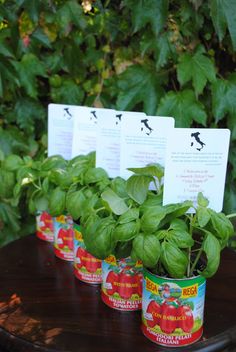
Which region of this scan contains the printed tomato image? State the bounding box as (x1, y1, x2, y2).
(85, 251, 101, 273)
(135, 272, 143, 297)
(159, 302, 178, 334)
(40, 212, 53, 231)
(105, 271, 120, 295)
(66, 228, 74, 251)
(146, 300, 162, 328)
(118, 271, 136, 299)
(57, 228, 67, 249)
(76, 247, 87, 269)
(177, 304, 194, 333)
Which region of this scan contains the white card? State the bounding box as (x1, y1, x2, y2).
(95, 109, 120, 178)
(163, 128, 231, 212)
(120, 114, 175, 179)
(48, 103, 76, 159)
(71, 107, 107, 158)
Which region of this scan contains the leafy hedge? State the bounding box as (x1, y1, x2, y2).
(0, 0, 236, 245)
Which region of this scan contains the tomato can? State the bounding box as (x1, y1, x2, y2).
(53, 214, 74, 261)
(141, 268, 206, 347)
(73, 223, 102, 284)
(101, 256, 143, 311)
(36, 211, 54, 242)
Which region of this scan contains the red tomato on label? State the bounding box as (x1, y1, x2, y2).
(135, 272, 143, 297)
(106, 271, 119, 295)
(57, 228, 67, 249)
(146, 300, 162, 328)
(177, 305, 194, 332)
(85, 251, 101, 273)
(66, 228, 74, 251)
(160, 302, 178, 334)
(118, 272, 134, 299)
(40, 212, 53, 231)
(76, 247, 87, 268)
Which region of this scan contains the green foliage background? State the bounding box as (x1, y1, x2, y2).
(0, 0, 236, 246)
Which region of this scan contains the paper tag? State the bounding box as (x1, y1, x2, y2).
(95, 109, 119, 178)
(120, 114, 175, 179)
(48, 103, 76, 159)
(71, 107, 107, 158)
(163, 128, 231, 212)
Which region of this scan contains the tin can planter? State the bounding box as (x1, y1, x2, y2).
(36, 211, 54, 242)
(141, 268, 206, 347)
(101, 256, 143, 311)
(53, 214, 74, 261)
(73, 223, 102, 284)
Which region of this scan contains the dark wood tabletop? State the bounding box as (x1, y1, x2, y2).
(0, 234, 235, 352)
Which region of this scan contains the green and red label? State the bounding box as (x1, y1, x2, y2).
(36, 211, 54, 242)
(73, 223, 102, 284)
(53, 215, 74, 261)
(142, 268, 206, 347)
(101, 256, 143, 311)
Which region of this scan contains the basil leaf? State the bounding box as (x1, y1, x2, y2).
(34, 193, 49, 212)
(113, 241, 133, 259)
(118, 208, 139, 224)
(66, 189, 86, 220)
(159, 200, 192, 227)
(197, 192, 209, 207)
(110, 177, 128, 198)
(101, 187, 128, 215)
(84, 167, 109, 184)
(197, 206, 211, 227)
(169, 230, 194, 248)
(128, 164, 164, 181)
(113, 220, 140, 242)
(41, 155, 67, 171)
(201, 232, 221, 278)
(131, 233, 161, 268)
(48, 187, 66, 216)
(126, 174, 154, 204)
(140, 193, 163, 214)
(209, 209, 234, 246)
(160, 241, 188, 278)
(0, 170, 15, 198)
(3, 154, 23, 171)
(141, 206, 167, 233)
(83, 217, 116, 259)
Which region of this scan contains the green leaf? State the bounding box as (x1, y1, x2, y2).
(157, 90, 207, 127)
(118, 208, 139, 224)
(113, 241, 133, 260)
(0, 169, 15, 198)
(110, 177, 128, 198)
(41, 155, 67, 171)
(2, 154, 23, 171)
(0, 202, 20, 233)
(212, 77, 236, 123)
(101, 188, 129, 215)
(131, 233, 161, 268)
(201, 231, 221, 278)
(83, 216, 116, 259)
(12, 53, 47, 98)
(116, 65, 164, 114)
(124, 0, 169, 35)
(126, 174, 154, 204)
(177, 52, 216, 95)
(128, 164, 164, 182)
(113, 220, 140, 242)
(210, 0, 236, 50)
(197, 207, 211, 227)
(66, 190, 86, 220)
(209, 209, 234, 246)
(141, 206, 167, 233)
(48, 187, 66, 216)
(168, 219, 194, 248)
(51, 78, 84, 105)
(160, 241, 188, 278)
(197, 192, 209, 207)
(84, 167, 109, 184)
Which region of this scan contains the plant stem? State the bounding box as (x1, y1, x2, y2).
(227, 213, 236, 219)
(95, 207, 106, 214)
(189, 247, 203, 277)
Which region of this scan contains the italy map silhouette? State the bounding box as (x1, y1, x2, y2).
(191, 132, 206, 151)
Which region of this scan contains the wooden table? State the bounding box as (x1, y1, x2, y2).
(0, 235, 235, 352)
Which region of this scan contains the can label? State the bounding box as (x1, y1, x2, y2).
(101, 256, 143, 311)
(53, 215, 74, 261)
(73, 223, 102, 284)
(142, 268, 206, 347)
(36, 211, 54, 242)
